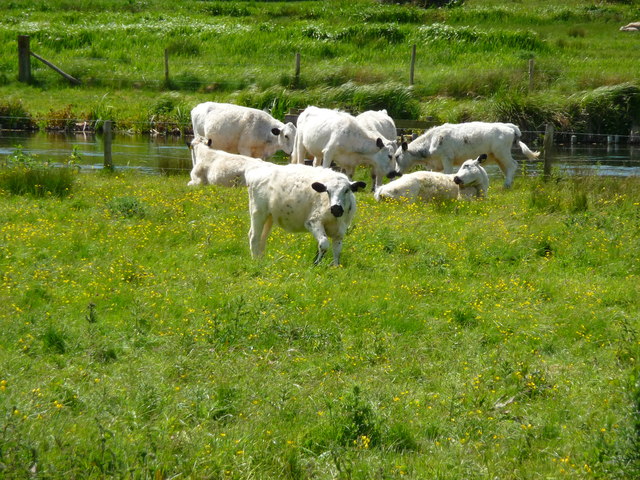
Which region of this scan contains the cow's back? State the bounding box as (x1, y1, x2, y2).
(247, 164, 318, 232)
(355, 110, 396, 141)
(376, 171, 457, 202)
(297, 107, 345, 153)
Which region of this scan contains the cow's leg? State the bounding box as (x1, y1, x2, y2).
(292, 136, 306, 164)
(492, 151, 518, 188)
(441, 157, 454, 174)
(321, 145, 337, 169)
(306, 221, 330, 265)
(331, 236, 343, 266)
(249, 208, 271, 258)
(342, 165, 355, 179)
(259, 216, 273, 254)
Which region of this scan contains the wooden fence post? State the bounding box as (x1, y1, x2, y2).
(528, 59, 534, 92)
(18, 35, 31, 83)
(104, 120, 113, 170)
(410, 44, 416, 85)
(543, 123, 554, 179)
(294, 52, 301, 86)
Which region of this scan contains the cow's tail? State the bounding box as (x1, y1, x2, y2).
(518, 141, 540, 160)
(511, 124, 540, 160)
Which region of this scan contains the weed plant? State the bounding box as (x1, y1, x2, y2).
(0, 169, 639, 478)
(0, 146, 78, 197)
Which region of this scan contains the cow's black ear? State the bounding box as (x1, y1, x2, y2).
(376, 138, 384, 149)
(207, 138, 212, 147)
(312, 182, 327, 193)
(350, 181, 367, 192)
(271, 127, 281, 136)
(401, 141, 408, 151)
(477, 153, 488, 163)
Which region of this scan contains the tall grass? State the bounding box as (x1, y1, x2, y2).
(0, 146, 78, 197)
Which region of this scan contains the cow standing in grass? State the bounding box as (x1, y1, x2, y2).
(245, 163, 366, 265)
(395, 122, 539, 187)
(190, 102, 296, 164)
(291, 106, 400, 187)
(375, 154, 490, 203)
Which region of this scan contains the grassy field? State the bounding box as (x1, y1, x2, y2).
(1, 166, 639, 478)
(0, 0, 639, 134)
(1, 1, 640, 478)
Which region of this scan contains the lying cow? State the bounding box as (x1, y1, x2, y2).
(187, 137, 266, 187)
(291, 106, 399, 188)
(190, 102, 296, 163)
(620, 22, 640, 31)
(375, 154, 489, 203)
(245, 163, 366, 265)
(395, 122, 539, 187)
(355, 109, 399, 188)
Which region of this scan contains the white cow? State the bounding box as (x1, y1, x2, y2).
(245, 163, 366, 265)
(620, 22, 640, 31)
(395, 122, 539, 187)
(355, 109, 399, 188)
(187, 137, 266, 187)
(291, 106, 399, 188)
(375, 154, 489, 202)
(190, 102, 296, 163)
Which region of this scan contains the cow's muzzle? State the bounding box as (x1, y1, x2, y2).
(453, 176, 463, 185)
(331, 205, 344, 217)
(387, 170, 402, 179)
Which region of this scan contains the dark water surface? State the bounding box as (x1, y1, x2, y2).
(1, 131, 639, 178)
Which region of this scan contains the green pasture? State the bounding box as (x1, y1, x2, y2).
(1, 1, 640, 478)
(0, 0, 639, 132)
(1, 165, 639, 478)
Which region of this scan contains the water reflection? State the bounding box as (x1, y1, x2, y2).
(1, 131, 639, 178)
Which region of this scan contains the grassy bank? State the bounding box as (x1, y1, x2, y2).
(1, 169, 639, 478)
(0, 0, 639, 134)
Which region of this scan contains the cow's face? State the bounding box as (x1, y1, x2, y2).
(394, 141, 416, 173)
(312, 179, 366, 217)
(272, 122, 297, 155)
(453, 154, 489, 192)
(373, 138, 400, 179)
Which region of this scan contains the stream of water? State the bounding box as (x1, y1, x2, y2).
(1, 131, 639, 178)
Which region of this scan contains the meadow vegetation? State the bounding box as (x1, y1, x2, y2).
(1, 167, 639, 478)
(2, 0, 640, 478)
(0, 0, 639, 135)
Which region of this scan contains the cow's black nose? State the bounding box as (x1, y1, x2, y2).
(453, 176, 463, 185)
(331, 205, 344, 217)
(387, 170, 402, 179)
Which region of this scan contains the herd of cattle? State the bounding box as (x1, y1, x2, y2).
(188, 102, 539, 265)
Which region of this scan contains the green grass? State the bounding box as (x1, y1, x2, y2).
(0, 0, 639, 133)
(1, 169, 639, 478)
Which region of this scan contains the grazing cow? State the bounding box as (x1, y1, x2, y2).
(190, 102, 296, 163)
(245, 163, 366, 265)
(355, 109, 399, 188)
(187, 137, 266, 187)
(291, 106, 399, 188)
(395, 122, 539, 187)
(375, 154, 489, 202)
